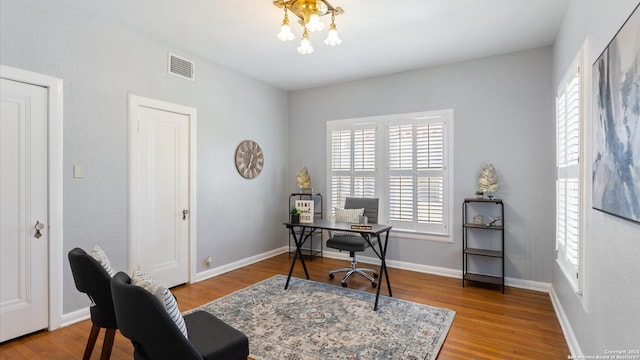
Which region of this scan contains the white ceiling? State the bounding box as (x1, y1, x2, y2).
(55, 0, 568, 91)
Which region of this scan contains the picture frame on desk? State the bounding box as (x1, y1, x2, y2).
(295, 200, 314, 223)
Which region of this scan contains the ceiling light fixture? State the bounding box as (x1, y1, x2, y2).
(274, 0, 343, 55)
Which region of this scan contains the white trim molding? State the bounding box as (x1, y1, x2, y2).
(323, 249, 552, 293)
(550, 287, 582, 358)
(195, 247, 289, 282)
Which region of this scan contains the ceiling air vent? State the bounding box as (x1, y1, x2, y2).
(168, 53, 194, 81)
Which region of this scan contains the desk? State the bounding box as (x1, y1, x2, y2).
(283, 219, 392, 311)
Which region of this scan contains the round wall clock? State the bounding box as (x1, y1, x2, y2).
(234, 140, 264, 179)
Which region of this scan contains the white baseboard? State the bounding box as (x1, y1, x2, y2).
(59, 306, 90, 328)
(549, 287, 581, 357)
(322, 250, 551, 292)
(194, 246, 289, 282)
(505, 277, 551, 293)
(323, 251, 463, 279)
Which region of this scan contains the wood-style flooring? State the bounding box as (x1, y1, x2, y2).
(0, 253, 570, 359)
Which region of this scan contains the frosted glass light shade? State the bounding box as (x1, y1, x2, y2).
(324, 28, 341, 46)
(277, 24, 295, 41)
(305, 14, 324, 32)
(297, 37, 314, 55)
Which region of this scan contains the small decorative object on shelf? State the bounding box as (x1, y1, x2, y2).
(295, 199, 314, 223)
(485, 216, 501, 227)
(296, 167, 312, 193)
(290, 207, 301, 223)
(472, 215, 484, 225)
(475, 190, 484, 199)
(479, 164, 499, 199)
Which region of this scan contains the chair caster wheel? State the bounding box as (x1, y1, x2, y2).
(341, 282, 348, 288)
(329, 273, 334, 280)
(373, 273, 379, 279)
(372, 282, 377, 288)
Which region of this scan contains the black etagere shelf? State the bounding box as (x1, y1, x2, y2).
(462, 198, 505, 292)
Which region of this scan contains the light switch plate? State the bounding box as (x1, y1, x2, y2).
(73, 165, 84, 178)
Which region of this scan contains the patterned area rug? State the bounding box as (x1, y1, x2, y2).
(191, 275, 455, 360)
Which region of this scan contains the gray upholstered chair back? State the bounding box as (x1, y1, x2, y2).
(344, 197, 379, 224)
(68, 247, 118, 329)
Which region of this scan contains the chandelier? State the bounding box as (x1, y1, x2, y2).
(273, 0, 343, 55)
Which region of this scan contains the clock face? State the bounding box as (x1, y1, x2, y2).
(235, 140, 264, 179)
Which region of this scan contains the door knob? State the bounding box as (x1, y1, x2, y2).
(34, 221, 45, 239)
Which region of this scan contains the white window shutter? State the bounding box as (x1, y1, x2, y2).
(329, 126, 376, 213)
(388, 117, 448, 233)
(556, 52, 583, 289)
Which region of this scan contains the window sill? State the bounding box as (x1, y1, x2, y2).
(390, 229, 453, 243)
(556, 258, 581, 295)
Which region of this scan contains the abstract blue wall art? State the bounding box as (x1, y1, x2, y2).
(592, 3, 640, 224)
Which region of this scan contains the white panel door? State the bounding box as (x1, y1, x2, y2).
(0, 78, 48, 342)
(130, 97, 191, 288)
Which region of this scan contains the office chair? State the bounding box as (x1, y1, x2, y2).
(110, 271, 249, 360)
(68, 247, 118, 360)
(327, 197, 379, 288)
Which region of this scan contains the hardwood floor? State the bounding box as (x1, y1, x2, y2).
(0, 253, 570, 359)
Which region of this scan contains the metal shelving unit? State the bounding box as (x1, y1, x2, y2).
(462, 198, 505, 292)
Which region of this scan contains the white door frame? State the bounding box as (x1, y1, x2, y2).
(128, 94, 197, 283)
(0, 65, 64, 330)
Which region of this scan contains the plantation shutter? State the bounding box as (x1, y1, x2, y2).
(388, 117, 447, 234)
(329, 126, 376, 212)
(556, 61, 581, 285)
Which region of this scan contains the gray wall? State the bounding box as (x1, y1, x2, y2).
(288, 47, 555, 283)
(553, 0, 640, 355)
(0, 0, 289, 314)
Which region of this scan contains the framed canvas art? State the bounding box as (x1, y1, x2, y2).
(592, 3, 640, 224)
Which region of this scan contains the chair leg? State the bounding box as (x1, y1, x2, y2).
(100, 328, 116, 360)
(329, 253, 378, 286)
(83, 324, 100, 360)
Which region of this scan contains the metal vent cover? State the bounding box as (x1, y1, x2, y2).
(168, 53, 194, 80)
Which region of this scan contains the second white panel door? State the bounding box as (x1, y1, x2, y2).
(131, 97, 191, 288)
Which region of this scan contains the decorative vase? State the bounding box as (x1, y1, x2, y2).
(290, 214, 300, 223)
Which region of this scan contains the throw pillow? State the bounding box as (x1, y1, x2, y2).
(90, 245, 116, 277)
(333, 207, 364, 236)
(131, 270, 189, 339)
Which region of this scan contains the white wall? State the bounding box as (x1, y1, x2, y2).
(0, 0, 289, 314)
(553, 0, 640, 355)
(288, 47, 555, 283)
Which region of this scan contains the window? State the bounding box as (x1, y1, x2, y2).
(328, 125, 377, 211)
(327, 110, 453, 240)
(556, 41, 588, 292)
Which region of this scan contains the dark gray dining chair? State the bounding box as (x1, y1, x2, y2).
(110, 271, 249, 360)
(327, 197, 380, 288)
(68, 247, 117, 360)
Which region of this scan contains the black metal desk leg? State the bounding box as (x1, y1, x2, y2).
(285, 226, 310, 290)
(373, 230, 392, 311)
